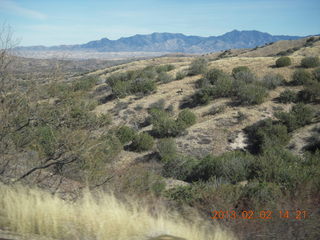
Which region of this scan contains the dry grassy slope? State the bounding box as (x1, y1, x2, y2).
(89, 39, 319, 167)
(238, 38, 309, 57)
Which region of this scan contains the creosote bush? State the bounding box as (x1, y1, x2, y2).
(116, 126, 137, 144)
(233, 70, 257, 85)
(245, 118, 290, 153)
(175, 70, 187, 80)
(291, 69, 313, 85)
(205, 68, 228, 84)
(177, 109, 197, 128)
(275, 103, 314, 132)
(131, 132, 154, 152)
(262, 73, 284, 89)
(313, 67, 320, 81)
(157, 138, 178, 163)
(236, 84, 268, 105)
(188, 58, 208, 76)
(278, 89, 296, 103)
(155, 64, 175, 73)
(298, 81, 320, 102)
(301, 56, 320, 68)
(275, 56, 291, 67)
(190, 151, 254, 183)
(157, 72, 172, 83)
(232, 66, 250, 78)
(73, 76, 98, 92)
(150, 108, 196, 138)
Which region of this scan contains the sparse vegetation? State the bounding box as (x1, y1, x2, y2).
(72, 75, 98, 91)
(2, 33, 320, 240)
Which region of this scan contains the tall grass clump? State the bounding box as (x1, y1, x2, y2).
(0, 184, 235, 240)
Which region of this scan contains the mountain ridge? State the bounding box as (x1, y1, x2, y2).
(16, 30, 304, 53)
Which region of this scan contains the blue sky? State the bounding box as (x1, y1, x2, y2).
(0, 0, 319, 46)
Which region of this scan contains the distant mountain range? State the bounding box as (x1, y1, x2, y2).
(17, 30, 303, 53)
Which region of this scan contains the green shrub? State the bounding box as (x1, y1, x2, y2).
(298, 81, 320, 102)
(157, 72, 172, 83)
(313, 67, 320, 81)
(177, 109, 196, 127)
(211, 75, 234, 98)
(262, 73, 284, 89)
(291, 103, 314, 126)
(205, 68, 228, 85)
(233, 70, 256, 84)
(274, 112, 298, 132)
(112, 80, 131, 98)
(301, 56, 320, 68)
(245, 118, 290, 153)
(275, 103, 314, 131)
(118, 163, 165, 196)
(131, 132, 154, 152)
(278, 89, 296, 103)
(195, 78, 210, 89)
(34, 126, 57, 157)
(149, 99, 166, 111)
(191, 151, 253, 183)
(149, 108, 170, 123)
(153, 118, 184, 138)
(156, 64, 175, 73)
(139, 67, 157, 79)
(165, 186, 197, 204)
(253, 147, 310, 191)
(150, 109, 191, 137)
(47, 82, 71, 98)
(116, 126, 137, 144)
(275, 56, 291, 67)
(188, 58, 208, 76)
(157, 138, 177, 163)
(175, 71, 187, 80)
(131, 79, 156, 95)
(232, 66, 250, 77)
(291, 69, 313, 85)
(240, 181, 282, 209)
(236, 84, 267, 105)
(192, 89, 212, 105)
(73, 76, 98, 92)
(163, 155, 199, 181)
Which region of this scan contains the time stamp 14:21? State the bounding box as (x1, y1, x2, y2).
(211, 210, 308, 220)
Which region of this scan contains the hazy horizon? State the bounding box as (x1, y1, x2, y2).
(1, 0, 319, 46)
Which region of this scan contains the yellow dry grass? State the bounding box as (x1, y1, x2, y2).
(0, 184, 235, 240)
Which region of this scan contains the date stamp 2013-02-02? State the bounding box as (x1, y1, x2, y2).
(210, 210, 309, 220)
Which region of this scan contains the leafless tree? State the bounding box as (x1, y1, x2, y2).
(0, 22, 20, 96)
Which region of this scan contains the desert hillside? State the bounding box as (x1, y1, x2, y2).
(1, 36, 320, 240)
